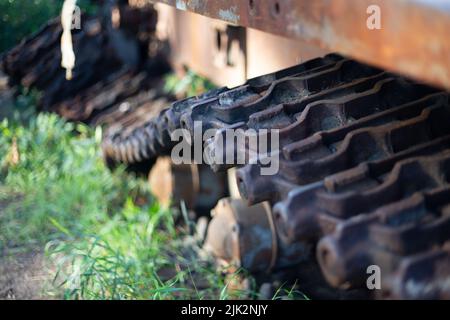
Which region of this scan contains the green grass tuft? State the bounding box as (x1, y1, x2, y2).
(0, 99, 253, 299)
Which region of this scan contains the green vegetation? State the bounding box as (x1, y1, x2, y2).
(165, 70, 217, 97)
(0, 95, 253, 299)
(0, 0, 98, 53)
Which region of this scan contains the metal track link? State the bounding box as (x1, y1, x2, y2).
(143, 54, 450, 298)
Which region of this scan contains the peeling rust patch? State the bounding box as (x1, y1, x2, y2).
(175, 0, 187, 11)
(154, 0, 450, 89)
(218, 6, 240, 25)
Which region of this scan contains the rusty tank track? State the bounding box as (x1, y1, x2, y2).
(0, 2, 230, 218)
(0, 4, 170, 123)
(4, 11, 450, 297)
(100, 54, 344, 165)
(1, 4, 171, 169)
(114, 54, 450, 299)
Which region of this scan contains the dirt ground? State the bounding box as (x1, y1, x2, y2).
(0, 249, 55, 300)
(0, 192, 56, 299)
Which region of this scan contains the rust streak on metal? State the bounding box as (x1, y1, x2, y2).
(152, 0, 450, 89)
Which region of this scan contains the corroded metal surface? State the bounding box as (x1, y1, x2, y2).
(148, 157, 228, 214)
(152, 0, 450, 89)
(146, 54, 450, 298)
(100, 93, 171, 168)
(100, 56, 332, 167)
(204, 198, 309, 274)
(1, 3, 170, 123)
(5, 6, 450, 296)
(274, 135, 450, 244)
(382, 243, 450, 299)
(317, 182, 450, 292)
(155, 5, 248, 87)
(58, 50, 450, 297)
(1, 2, 171, 170)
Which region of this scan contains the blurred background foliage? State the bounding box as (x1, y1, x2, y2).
(0, 0, 97, 53)
(164, 70, 217, 98)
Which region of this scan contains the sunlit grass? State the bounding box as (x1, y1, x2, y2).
(0, 103, 254, 299)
